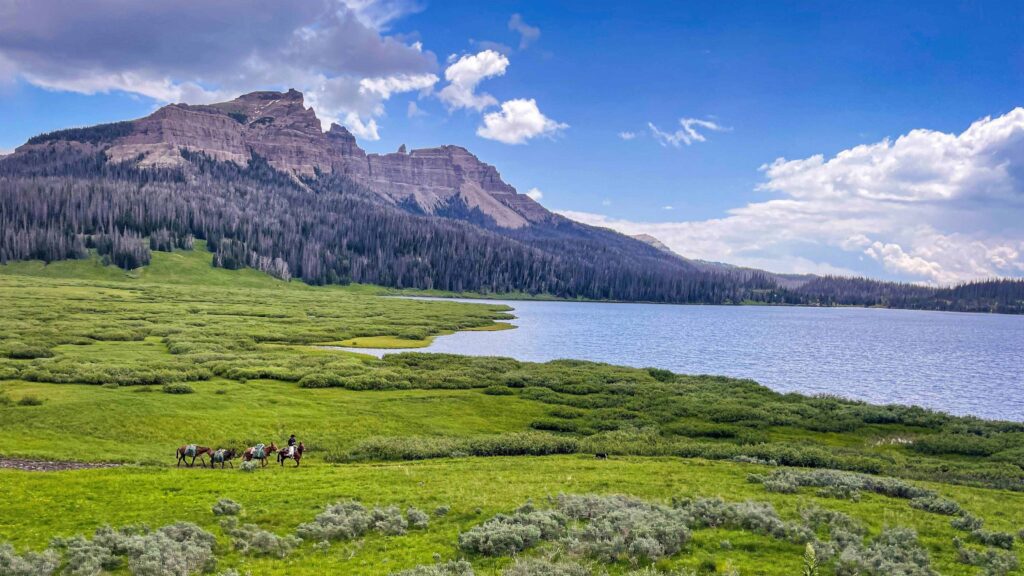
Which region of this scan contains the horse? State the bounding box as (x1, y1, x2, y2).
(277, 442, 304, 467)
(242, 442, 278, 467)
(210, 448, 238, 469)
(176, 444, 214, 468)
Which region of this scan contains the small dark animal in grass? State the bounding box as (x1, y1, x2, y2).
(595, 453, 609, 460)
(176, 444, 214, 467)
(242, 442, 278, 467)
(210, 448, 238, 469)
(278, 442, 305, 467)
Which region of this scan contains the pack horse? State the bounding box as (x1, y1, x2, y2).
(176, 444, 213, 467)
(242, 442, 278, 467)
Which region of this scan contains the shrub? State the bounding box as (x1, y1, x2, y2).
(458, 506, 567, 556)
(161, 383, 194, 394)
(0, 542, 61, 576)
(212, 499, 242, 516)
(53, 535, 114, 575)
(433, 506, 450, 517)
(482, 385, 514, 396)
(220, 518, 300, 558)
(5, 344, 54, 359)
(370, 506, 408, 536)
(501, 559, 591, 576)
(407, 507, 430, 530)
(390, 560, 475, 576)
(954, 537, 1020, 575)
(341, 432, 579, 462)
(909, 496, 961, 516)
(971, 529, 1015, 550)
(239, 460, 258, 473)
(557, 495, 691, 563)
(297, 501, 372, 542)
(85, 522, 216, 576)
(951, 513, 984, 532)
(17, 395, 43, 406)
(750, 469, 934, 502)
(834, 528, 935, 576)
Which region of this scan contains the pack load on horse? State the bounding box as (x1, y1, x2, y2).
(242, 442, 277, 467)
(278, 441, 305, 467)
(210, 448, 237, 468)
(175, 444, 213, 467)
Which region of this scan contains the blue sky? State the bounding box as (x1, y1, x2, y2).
(2, 1, 1023, 283)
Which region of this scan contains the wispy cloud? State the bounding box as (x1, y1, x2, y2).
(508, 14, 540, 49)
(526, 187, 544, 201)
(648, 118, 728, 147)
(618, 131, 637, 141)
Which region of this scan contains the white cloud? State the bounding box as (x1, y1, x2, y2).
(476, 98, 567, 144)
(407, 100, 425, 117)
(618, 131, 637, 141)
(508, 14, 540, 50)
(649, 118, 727, 147)
(560, 109, 1024, 284)
(601, 199, 612, 207)
(526, 188, 543, 201)
(0, 0, 437, 140)
(662, 205, 674, 211)
(438, 50, 508, 111)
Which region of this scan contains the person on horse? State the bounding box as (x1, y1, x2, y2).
(286, 434, 297, 457)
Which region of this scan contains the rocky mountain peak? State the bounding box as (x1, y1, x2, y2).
(14, 89, 553, 229)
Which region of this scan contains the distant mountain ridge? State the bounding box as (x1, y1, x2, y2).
(4, 89, 1023, 313)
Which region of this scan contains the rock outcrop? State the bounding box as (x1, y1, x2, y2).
(19, 89, 550, 229)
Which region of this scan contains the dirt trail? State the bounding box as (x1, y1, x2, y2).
(0, 458, 122, 472)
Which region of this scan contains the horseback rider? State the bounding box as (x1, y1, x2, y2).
(286, 434, 297, 457)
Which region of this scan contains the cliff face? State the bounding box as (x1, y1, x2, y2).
(18, 89, 549, 229)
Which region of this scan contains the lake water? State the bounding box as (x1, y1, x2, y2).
(347, 300, 1024, 421)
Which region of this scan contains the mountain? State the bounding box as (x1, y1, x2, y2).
(19, 89, 550, 230)
(3, 89, 1023, 313)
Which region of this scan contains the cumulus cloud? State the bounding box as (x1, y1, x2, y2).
(560, 109, 1024, 284)
(438, 50, 509, 111)
(476, 98, 568, 144)
(0, 0, 437, 139)
(508, 14, 540, 49)
(526, 188, 544, 201)
(649, 118, 727, 147)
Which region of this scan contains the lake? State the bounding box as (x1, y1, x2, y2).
(347, 300, 1024, 421)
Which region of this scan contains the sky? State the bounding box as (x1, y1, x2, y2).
(1, 0, 1023, 284)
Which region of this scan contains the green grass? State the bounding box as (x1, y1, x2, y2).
(1, 456, 1022, 575)
(2, 245, 1023, 574)
(0, 378, 546, 463)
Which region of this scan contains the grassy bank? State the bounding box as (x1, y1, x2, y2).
(2, 456, 1023, 575)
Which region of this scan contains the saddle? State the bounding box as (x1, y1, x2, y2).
(185, 444, 197, 458)
(212, 449, 225, 463)
(253, 443, 266, 459)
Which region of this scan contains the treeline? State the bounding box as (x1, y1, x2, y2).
(780, 276, 1024, 314)
(1, 147, 1022, 312)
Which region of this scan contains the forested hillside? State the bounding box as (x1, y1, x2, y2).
(2, 136, 1022, 312)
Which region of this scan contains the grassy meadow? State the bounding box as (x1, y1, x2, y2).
(1, 245, 1023, 575)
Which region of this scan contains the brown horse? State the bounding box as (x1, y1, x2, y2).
(277, 442, 305, 467)
(210, 448, 238, 469)
(242, 442, 278, 467)
(176, 444, 214, 467)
